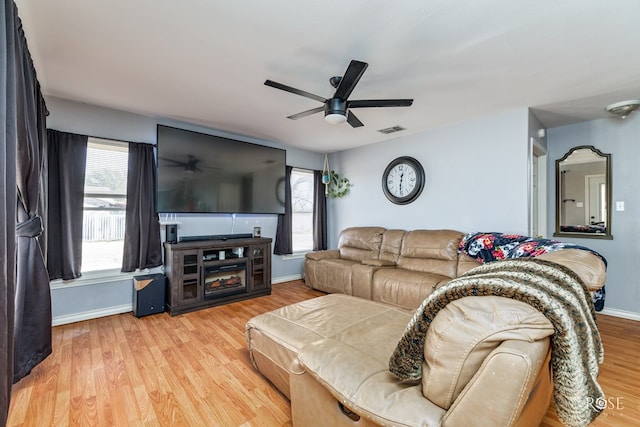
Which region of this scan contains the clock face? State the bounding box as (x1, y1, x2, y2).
(382, 157, 425, 204)
(386, 163, 418, 197)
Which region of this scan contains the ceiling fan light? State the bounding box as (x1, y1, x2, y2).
(605, 99, 640, 119)
(324, 98, 348, 124)
(324, 113, 347, 124)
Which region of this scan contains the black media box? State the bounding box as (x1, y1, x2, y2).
(133, 273, 166, 317)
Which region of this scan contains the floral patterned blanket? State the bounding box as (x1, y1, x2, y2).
(458, 232, 607, 310)
(458, 232, 607, 266)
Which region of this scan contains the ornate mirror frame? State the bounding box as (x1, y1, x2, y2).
(554, 145, 612, 239)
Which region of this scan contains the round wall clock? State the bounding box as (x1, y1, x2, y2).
(382, 156, 425, 205)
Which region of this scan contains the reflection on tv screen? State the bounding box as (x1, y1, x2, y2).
(157, 125, 286, 214)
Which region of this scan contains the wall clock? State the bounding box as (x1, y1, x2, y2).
(382, 156, 425, 205)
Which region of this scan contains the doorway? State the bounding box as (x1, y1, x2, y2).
(585, 174, 606, 225)
(529, 138, 547, 237)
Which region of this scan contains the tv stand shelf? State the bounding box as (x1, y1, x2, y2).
(163, 237, 272, 316)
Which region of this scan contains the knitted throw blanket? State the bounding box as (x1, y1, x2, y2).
(388, 258, 604, 427)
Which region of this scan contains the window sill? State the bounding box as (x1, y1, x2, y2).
(281, 251, 310, 261)
(50, 266, 163, 289)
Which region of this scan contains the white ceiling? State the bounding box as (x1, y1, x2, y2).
(14, 0, 640, 153)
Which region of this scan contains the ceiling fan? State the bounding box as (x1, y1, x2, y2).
(161, 155, 203, 173)
(264, 60, 413, 128)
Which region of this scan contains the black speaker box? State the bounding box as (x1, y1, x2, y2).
(166, 224, 178, 243)
(133, 273, 166, 317)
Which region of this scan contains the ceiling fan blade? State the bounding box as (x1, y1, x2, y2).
(287, 106, 325, 120)
(348, 99, 414, 108)
(160, 158, 188, 166)
(264, 79, 326, 103)
(346, 111, 364, 128)
(334, 60, 368, 100)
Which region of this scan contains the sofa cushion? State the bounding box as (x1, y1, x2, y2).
(379, 229, 406, 263)
(372, 268, 450, 309)
(246, 294, 411, 399)
(338, 227, 386, 261)
(397, 230, 464, 278)
(294, 298, 446, 427)
(298, 338, 447, 427)
(421, 296, 554, 409)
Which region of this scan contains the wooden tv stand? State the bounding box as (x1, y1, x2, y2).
(163, 237, 272, 316)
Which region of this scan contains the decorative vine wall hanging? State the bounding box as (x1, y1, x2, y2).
(327, 170, 351, 198)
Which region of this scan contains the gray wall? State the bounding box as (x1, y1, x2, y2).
(327, 108, 531, 247)
(547, 114, 640, 317)
(46, 96, 323, 324)
(47, 95, 639, 322)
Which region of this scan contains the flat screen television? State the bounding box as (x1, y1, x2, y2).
(156, 124, 286, 214)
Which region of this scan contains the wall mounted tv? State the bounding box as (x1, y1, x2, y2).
(156, 124, 286, 214)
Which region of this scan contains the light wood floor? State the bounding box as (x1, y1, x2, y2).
(7, 280, 640, 426)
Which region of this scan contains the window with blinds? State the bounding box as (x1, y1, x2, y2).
(291, 168, 314, 253)
(82, 137, 129, 272)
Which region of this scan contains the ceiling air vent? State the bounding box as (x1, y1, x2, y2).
(378, 125, 406, 134)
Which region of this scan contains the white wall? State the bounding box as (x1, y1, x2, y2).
(327, 108, 531, 247)
(45, 96, 324, 324)
(547, 114, 640, 318)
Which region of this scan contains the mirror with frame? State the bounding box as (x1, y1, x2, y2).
(555, 145, 612, 239)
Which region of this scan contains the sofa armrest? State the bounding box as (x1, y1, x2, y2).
(306, 250, 340, 261)
(535, 249, 606, 291)
(351, 263, 395, 300)
(442, 338, 552, 427)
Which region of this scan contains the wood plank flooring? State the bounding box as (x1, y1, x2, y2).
(541, 313, 640, 427)
(7, 280, 640, 426)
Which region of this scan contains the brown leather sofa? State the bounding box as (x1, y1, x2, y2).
(246, 227, 606, 426)
(304, 226, 605, 309)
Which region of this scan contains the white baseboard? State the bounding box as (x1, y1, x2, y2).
(599, 307, 640, 322)
(53, 304, 132, 326)
(53, 276, 303, 326)
(272, 274, 303, 284)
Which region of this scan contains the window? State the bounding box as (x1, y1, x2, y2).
(82, 137, 128, 272)
(291, 168, 314, 252)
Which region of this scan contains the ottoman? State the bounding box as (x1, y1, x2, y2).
(246, 292, 554, 427)
(245, 293, 412, 399)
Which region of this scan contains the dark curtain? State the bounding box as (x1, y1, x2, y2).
(312, 170, 327, 250)
(0, 1, 17, 421)
(45, 129, 87, 280)
(122, 142, 162, 272)
(273, 166, 293, 255)
(6, 0, 52, 389)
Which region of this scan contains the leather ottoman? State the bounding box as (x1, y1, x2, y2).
(245, 293, 411, 399)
